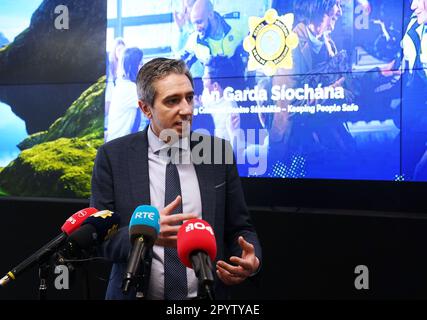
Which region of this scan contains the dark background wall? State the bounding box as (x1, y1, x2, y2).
(2, 180, 427, 300)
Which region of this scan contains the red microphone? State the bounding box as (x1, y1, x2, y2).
(177, 219, 216, 300)
(0, 207, 98, 287)
(61, 207, 99, 235)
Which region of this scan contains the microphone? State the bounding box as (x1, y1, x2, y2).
(0, 207, 98, 287)
(122, 205, 160, 295)
(59, 210, 121, 260)
(177, 219, 217, 300)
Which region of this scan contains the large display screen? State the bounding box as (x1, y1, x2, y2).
(105, 0, 427, 182)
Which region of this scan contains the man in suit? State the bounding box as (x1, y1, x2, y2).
(90, 57, 261, 300)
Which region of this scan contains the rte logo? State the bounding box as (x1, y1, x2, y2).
(135, 211, 155, 220)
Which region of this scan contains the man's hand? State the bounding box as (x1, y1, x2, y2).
(216, 236, 260, 285)
(155, 195, 198, 248)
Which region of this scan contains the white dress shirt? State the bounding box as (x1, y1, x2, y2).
(146, 125, 202, 299)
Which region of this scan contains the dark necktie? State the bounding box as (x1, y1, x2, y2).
(163, 147, 188, 300)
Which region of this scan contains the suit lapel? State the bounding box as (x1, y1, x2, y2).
(191, 133, 216, 230)
(127, 130, 215, 228)
(128, 128, 151, 207)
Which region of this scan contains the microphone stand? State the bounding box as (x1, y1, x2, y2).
(37, 246, 73, 300)
(38, 262, 49, 300)
(52, 250, 78, 298)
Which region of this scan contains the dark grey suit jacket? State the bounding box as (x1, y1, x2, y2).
(90, 127, 262, 299)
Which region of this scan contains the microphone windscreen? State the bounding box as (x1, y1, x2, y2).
(67, 224, 97, 250)
(61, 207, 98, 235)
(129, 205, 160, 245)
(81, 210, 120, 243)
(177, 219, 217, 268)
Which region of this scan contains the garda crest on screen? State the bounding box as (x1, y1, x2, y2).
(243, 9, 298, 76)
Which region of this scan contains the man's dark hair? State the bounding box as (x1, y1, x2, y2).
(136, 57, 194, 107)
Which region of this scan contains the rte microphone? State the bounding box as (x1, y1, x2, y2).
(60, 210, 121, 259)
(177, 219, 217, 300)
(0, 207, 98, 287)
(122, 205, 160, 295)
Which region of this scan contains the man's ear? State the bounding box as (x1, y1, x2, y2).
(138, 100, 152, 119)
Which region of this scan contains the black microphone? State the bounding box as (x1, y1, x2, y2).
(122, 205, 160, 295)
(58, 210, 121, 262)
(0, 207, 98, 287)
